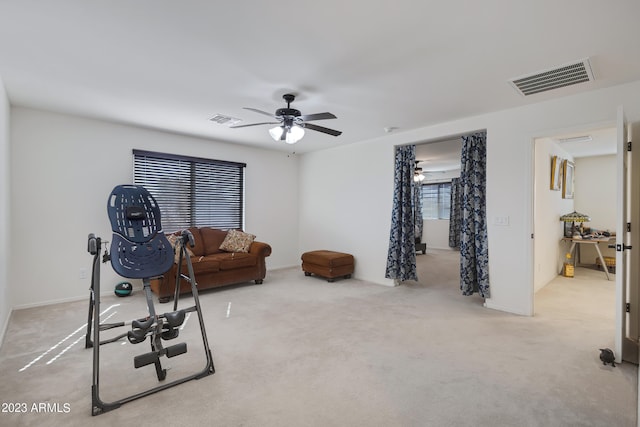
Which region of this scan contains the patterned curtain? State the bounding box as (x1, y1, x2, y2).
(459, 132, 490, 297)
(385, 145, 418, 282)
(414, 181, 424, 244)
(448, 177, 461, 248)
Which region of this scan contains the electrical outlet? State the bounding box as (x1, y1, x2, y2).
(79, 268, 88, 279)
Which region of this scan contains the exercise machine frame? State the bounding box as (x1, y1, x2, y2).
(85, 186, 214, 416)
(86, 229, 215, 415)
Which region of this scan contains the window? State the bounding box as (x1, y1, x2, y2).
(421, 182, 451, 220)
(133, 150, 246, 232)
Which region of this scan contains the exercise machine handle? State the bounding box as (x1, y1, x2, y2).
(181, 229, 195, 248)
(88, 233, 98, 255)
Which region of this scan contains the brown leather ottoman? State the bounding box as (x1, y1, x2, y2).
(301, 250, 354, 282)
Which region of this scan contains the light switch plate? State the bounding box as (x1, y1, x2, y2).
(494, 216, 510, 226)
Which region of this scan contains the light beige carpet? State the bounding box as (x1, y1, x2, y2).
(0, 250, 636, 426)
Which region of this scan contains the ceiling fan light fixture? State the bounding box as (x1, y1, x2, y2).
(269, 125, 285, 141)
(270, 124, 305, 144)
(285, 125, 305, 144)
(413, 162, 425, 182)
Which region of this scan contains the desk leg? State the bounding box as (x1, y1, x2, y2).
(569, 242, 577, 266)
(594, 244, 612, 281)
(560, 242, 578, 275)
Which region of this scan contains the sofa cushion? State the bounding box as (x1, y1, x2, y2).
(200, 227, 228, 255)
(185, 256, 220, 273)
(208, 252, 257, 270)
(219, 229, 256, 253)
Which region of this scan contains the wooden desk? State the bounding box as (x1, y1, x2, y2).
(561, 237, 612, 281)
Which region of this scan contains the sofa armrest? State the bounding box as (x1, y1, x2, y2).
(249, 241, 272, 258)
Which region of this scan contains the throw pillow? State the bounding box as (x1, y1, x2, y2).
(219, 229, 256, 253)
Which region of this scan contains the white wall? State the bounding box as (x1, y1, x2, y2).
(575, 154, 617, 231)
(10, 107, 300, 308)
(0, 77, 10, 342)
(423, 220, 451, 250)
(574, 154, 617, 263)
(298, 139, 395, 285)
(8, 81, 640, 316)
(300, 80, 640, 315)
(533, 138, 574, 291)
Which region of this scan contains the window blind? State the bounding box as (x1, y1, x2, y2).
(133, 150, 246, 232)
(421, 182, 451, 220)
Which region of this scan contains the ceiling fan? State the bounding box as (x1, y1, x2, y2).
(230, 94, 342, 144)
(414, 161, 425, 182)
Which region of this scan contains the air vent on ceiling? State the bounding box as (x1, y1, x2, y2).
(509, 58, 595, 96)
(209, 114, 241, 126)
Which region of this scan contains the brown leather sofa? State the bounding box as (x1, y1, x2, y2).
(150, 227, 272, 302)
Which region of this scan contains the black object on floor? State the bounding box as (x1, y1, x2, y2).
(599, 348, 616, 367)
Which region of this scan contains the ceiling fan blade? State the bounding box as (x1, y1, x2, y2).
(300, 112, 337, 121)
(304, 123, 342, 137)
(230, 122, 279, 128)
(243, 107, 276, 118)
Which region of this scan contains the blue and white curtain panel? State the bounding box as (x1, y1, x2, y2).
(414, 179, 424, 244)
(385, 145, 418, 282)
(449, 177, 461, 248)
(459, 132, 490, 297)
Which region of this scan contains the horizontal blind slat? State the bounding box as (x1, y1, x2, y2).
(133, 151, 244, 232)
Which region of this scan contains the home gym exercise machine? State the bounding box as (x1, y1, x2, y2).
(85, 184, 214, 416)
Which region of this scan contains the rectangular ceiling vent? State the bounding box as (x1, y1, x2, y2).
(209, 114, 241, 126)
(509, 58, 595, 96)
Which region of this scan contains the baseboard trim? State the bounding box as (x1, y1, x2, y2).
(0, 309, 11, 350)
(484, 300, 532, 316)
(11, 287, 142, 311)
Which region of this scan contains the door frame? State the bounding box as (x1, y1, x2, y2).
(529, 111, 637, 364)
(529, 119, 615, 307)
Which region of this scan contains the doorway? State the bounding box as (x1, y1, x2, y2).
(415, 139, 462, 252)
(413, 134, 485, 304)
(391, 131, 489, 300)
(532, 126, 617, 297)
(532, 125, 618, 347)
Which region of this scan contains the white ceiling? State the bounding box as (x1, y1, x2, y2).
(416, 139, 461, 173)
(550, 127, 617, 158)
(1, 1, 639, 153)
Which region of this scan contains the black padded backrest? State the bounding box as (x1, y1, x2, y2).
(107, 185, 174, 279)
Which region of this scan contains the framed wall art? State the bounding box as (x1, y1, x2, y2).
(562, 160, 574, 199)
(550, 155, 563, 191)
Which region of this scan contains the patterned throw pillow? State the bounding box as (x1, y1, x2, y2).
(167, 233, 195, 263)
(219, 229, 256, 253)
